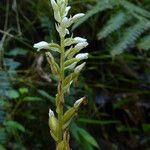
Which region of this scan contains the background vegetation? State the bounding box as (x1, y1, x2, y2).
(0, 0, 150, 149)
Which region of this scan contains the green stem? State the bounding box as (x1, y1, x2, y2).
(57, 35, 65, 143)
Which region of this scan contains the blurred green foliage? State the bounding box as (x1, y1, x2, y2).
(0, 0, 150, 150)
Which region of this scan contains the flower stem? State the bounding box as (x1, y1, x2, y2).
(57, 35, 65, 143)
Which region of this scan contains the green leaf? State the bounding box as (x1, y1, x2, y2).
(78, 118, 120, 125)
(4, 58, 20, 70)
(117, 126, 139, 132)
(142, 124, 150, 132)
(23, 96, 43, 102)
(38, 90, 55, 104)
(7, 89, 20, 99)
(19, 87, 29, 95)
(0, 145, 6, 150)
(78, 128, 99, 148)
(82, 143, 94, 150)
(0, 99, 7, 107)
(7, 48, 28, 56)
(4, 120, 25, 132)
(70, 122, 80, 142)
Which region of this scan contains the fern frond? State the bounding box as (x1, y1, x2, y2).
(72, 0, 115, 30)
(120, 0, 150, 19)
(111, 21, 150, 56)
(97, 12, 127, 40)
(137, 35, 150, 51)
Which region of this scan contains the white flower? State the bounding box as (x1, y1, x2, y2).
(74, 62, 86, 72)
(74, 42, 88, 50)
(72, 13, 85, 20)
(49, 109, 54, 117)
(74, 97, 85, 108)
(33, 41, 49, 51)
(74, 37, 87, 43)
(75, 53, 89, 60)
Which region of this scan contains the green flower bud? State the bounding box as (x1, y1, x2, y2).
(74, 97, 85, 108)
(48, 109, 58, 134)
(74, 62, 86, 73)
(62, 107, 77, 129)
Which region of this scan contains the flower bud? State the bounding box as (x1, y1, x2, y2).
(74, 37, 87, 43)
(62, 107, 77, 129)
(74, 42, 88, 51)
(33, 41, 49, 51)
(72, 13, 85, 21)
(74, 62, 86, 72)
(49, 109, 54, 117)
(64, 58, 79, 67)
(65, 62, 77, 70)
(48, 109, 58, 136)
(75, 53, 89, 60)
(74, 97, 85, 108)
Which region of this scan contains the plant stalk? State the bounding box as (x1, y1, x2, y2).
(57, 35, 65, 143)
